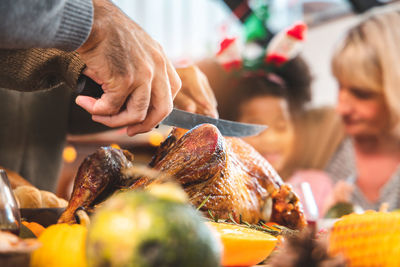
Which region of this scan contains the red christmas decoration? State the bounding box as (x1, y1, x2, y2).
(217, 37, 237, 55)
(286, 22, 307, 41)
(265, 53, 288, 66)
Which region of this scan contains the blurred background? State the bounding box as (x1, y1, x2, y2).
(114, 0, 394, 107)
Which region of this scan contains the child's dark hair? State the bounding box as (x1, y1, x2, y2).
(225, 56, 312, 120)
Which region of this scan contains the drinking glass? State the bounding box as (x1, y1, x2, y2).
(291, 181, 319, 228)
(0, 169, 21, 235)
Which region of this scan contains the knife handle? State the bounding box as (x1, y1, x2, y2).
(76, 74, 104, 98)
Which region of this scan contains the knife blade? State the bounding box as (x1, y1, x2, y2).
(162, 108, 266, 137)
(76, 74, 267, 137)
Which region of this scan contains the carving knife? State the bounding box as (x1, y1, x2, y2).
(76, 75, 267, 137)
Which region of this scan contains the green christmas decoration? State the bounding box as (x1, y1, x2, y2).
(243, 0, 270, 42)
(244, 13, 268, 42)
(217, 1, 307, 74)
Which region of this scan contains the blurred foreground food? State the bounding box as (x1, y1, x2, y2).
(86, 188, 222, 267)
(206, 221, 277, 266)
(329, 210, 400, 267)
(30, 223, 87, 267)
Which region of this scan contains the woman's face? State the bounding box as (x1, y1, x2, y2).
(336, 83, 390, 137)
(239, 96, 295, 172)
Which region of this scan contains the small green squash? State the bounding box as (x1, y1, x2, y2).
(86, 190, 221, 267)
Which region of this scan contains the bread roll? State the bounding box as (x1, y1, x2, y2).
(13, 185, 69, 208)
(58, 198, 68, 208)
(40, 191, 62, 208)
(13, 186, 42, 208)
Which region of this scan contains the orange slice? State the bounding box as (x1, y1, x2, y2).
(206, 222, 277, 266)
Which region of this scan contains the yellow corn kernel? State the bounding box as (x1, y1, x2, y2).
(329, 210, 400, 267)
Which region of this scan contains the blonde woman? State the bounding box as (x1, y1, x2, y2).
(325, 5, 400, 211)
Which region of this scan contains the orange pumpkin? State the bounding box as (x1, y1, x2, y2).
(21, 221, 45, 237)
(206, 222, 277, 267)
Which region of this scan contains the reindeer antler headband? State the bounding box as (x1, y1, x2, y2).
(216, 21, 308, 85)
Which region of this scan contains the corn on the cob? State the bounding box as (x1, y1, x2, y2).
(329, 210, 400, 267)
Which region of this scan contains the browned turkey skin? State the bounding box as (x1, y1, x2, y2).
(58, 147, 135, 224)
(59, 124, 306, 229)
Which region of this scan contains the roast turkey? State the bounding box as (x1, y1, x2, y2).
(59, 124, 306, 229)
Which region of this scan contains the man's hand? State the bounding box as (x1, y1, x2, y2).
(174, 65, 218, 118)
(75, 0, 181, 136)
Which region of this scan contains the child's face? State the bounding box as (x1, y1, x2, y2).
(239, 96, 295, 173)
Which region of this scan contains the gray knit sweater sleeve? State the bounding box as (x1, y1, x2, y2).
(0, 0, 93, 51)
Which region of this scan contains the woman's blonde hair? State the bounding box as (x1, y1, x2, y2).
(332, 5, 400, 136)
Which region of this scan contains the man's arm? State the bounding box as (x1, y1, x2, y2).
(0, 0, 93, 51)
(1, 0, 182, 136)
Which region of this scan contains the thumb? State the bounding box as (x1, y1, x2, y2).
(91, 91, 128, 115)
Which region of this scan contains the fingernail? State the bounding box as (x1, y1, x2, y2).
(75, 96, 85, 107)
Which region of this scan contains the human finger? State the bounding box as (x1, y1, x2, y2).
(81, 68, 104, 85)
(197, 76, 218, 118)
(89, 81, 134, 116)
(165, 58, 181, 98)
(191, 70, 217, 108)
(174, 91, 217, 118)
(197, 105, 219, 118)
(92, 82, 151, 128)
(200, 75, 218, 108)
(177, 66, 217, 113)
(75, 95, 98, 114)
(126, 76, 173, 136)
(184, 81, 218, 118)
(173, 92, 197, 113)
